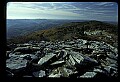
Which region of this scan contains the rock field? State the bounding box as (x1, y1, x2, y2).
(6, 39, 118, 78)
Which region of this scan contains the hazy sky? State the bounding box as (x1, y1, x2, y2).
(7, 2, 118, 21)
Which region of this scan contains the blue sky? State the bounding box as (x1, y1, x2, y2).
(7, 2, 118, 22)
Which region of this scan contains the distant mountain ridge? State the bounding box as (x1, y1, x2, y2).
(7, 19, 117, 39)
(7, 19, 89, 39)
(7, 20, 118, 48)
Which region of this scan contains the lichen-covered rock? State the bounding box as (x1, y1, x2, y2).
(6, 57, 28, 76)
(6, 57, 28, 70)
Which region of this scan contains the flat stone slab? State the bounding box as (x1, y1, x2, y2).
(6, 57, 28, 70)
(38, 53, 56, 65)
(51, 60, 65, 65)
(80, 72, 97, 78)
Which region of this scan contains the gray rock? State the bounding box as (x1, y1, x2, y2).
(17, 43, 32, 47)
(50, 60, 65, 66)
(104, 66, 117, 74)
(48, 67, 77, 77)
(106, 57, 117, 64)
(66, 41, 75, 45)
(33, 70, 46, 77)
(72, 53, 84, 64)
(48, 68, 61, 77)
(80, 72, 97, 78)
(43, 48, 52, 53)
(107, 52, 117, 60)
(6, 57, 28, 71)
(81, 55, 98, 67)
(109, 64, 117, 68)
(21, 54, 38, 60)
(63, 68, 77, 77)
(68, 54, 76, 66)
(6, 39, 118, 78)
(57, 50, 68, 60)
(67, 52, 97, 70)
(13, 47, 40, 54)
(93, 68, 104, 73)
(9, 53, 18, 58)
(8, 53, 38, 60)
(80, 39, 87, 44)
(35, 51, 42, 58)
(104, 66, 118, 77)
(48, 73, 61, 78)
(69, 51, 98, 66)
(60, 44, 72, 49)
(38, 53, 56, 65)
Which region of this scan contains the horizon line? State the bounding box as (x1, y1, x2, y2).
(6, 19, 118, 22)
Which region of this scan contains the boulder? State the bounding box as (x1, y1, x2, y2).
(68, 54, 76, 66)
(43, 48, 53, 53)
(6, 57, 28, 75)
(17, 43, 32, 47)
(48, 67, 77, 77)
(21, 54, 38, 60)
(79, 39, 87, 44)
(37, 53, 56, 66)
(66, 51, 99, 73)
(33, 70, 46, 77)
(48, 73, 61, 78)
(6, 57, 27, 70)
(66, 41, 75, 45)
(107, 52, 117, 60)
(93, 68, 105, 73)
(70, 52, 98, 66)
(63, 68, 77, 77)
(57, 50, 68, 60)
(80, 72, 97, 78)
(48, 68, 61, 77)
(109, 64, 117, 68)
(51, 60, 65, 65)
(60, 44, 72, 49)
(50, 60, 65, 67)
(13, 47, 40, 54)
(104, 65, 118, 76)
(8, 53, 38, 61)
(77, 55, 98, 69)
(106, 57, 117, 64)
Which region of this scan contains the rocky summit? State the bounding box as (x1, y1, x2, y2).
(6, 39, 118, 78)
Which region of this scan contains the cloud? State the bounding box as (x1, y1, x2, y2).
(96, 2, 109, 6)
(95, 2, 116, 7)
(7, 3, 81, 19)
(85, 7, 92, 9)
(7, 2, 118, 21)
